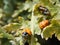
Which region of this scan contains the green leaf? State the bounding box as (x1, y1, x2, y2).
(3, 23, 21, 32)
(3, 0, 15, 15)
(1, 38, 12, 45)
(33, 2, 57, 17)
(30, 10, 41, 45)
(17, 1, 33, 12)
(42, 20, 60, 40)
(52, 8, 60, 20)
(0, 27, 14, 39)
(42, 25, 55, 40)
(2, 33, 14, 39)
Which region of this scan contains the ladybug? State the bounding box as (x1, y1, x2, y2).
(22, 28, 32, 39)
(38, 6, 50, 15)
(39, 20, 50, 29)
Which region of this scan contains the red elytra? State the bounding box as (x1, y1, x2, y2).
(22, 28, 32, 36)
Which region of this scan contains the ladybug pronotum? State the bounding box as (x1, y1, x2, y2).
(39, 20, 50, 29)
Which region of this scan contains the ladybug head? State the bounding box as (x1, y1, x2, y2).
(22, 32, 29, 37)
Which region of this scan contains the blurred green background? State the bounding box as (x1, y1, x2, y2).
(0, 0, 60, 45)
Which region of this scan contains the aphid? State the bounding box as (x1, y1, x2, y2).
(38, 6, 50, 15)
(39, 20, 50, 29)
(22, 28, 32, 38)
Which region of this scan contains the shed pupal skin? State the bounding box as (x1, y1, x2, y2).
(39, 20, 50, 29)
(38, 6, 50, 16)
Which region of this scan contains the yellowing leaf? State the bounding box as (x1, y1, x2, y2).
(0, 27, 14, 39)
(3, 23, 21, 32)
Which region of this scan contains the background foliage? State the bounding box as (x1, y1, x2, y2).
(0, 0, 60, 45)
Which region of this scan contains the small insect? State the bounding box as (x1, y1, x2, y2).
(22, 28, 32, 45)
(39, 20, 50, 29)
(38, 6, 50, 15)
(22, 28, 32, 39)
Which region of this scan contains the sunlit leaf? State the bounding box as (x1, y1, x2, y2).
(42, 20, 60, 40)
(0, 27, 14, 39)
(3, 23, 21, 32)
